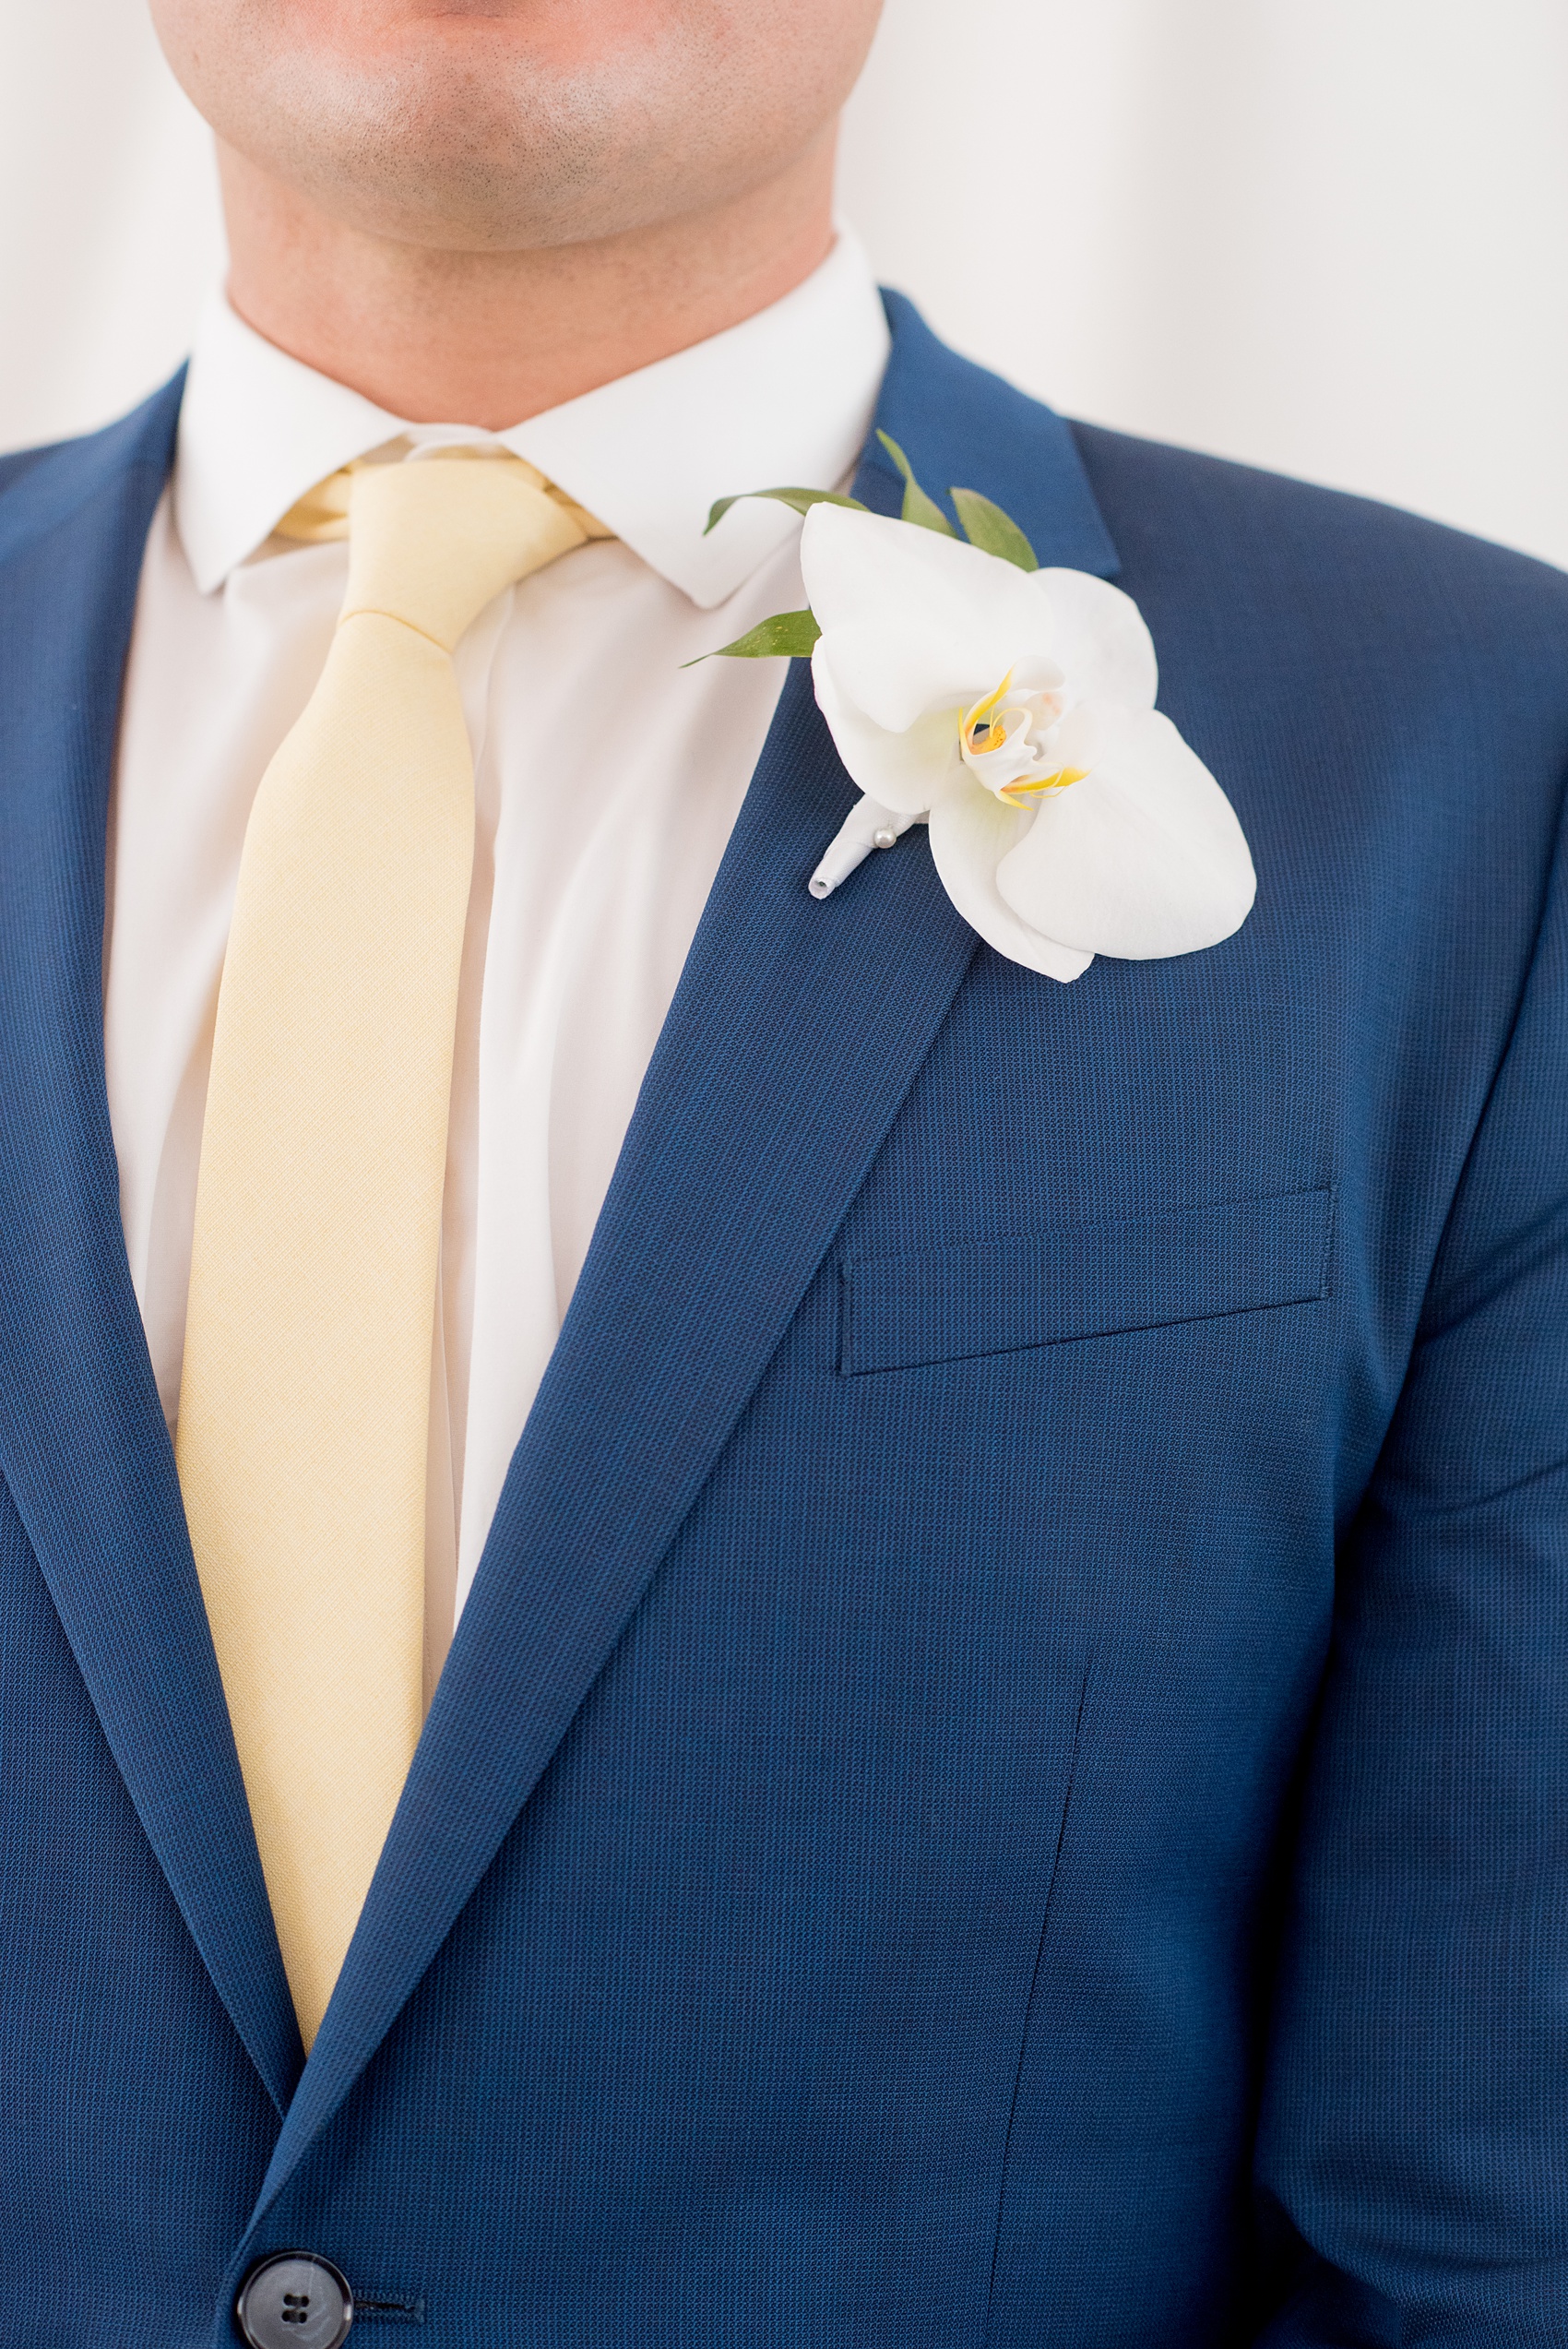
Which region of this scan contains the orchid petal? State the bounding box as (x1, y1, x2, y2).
(802, 506, 1158, 733)
(1028, 570, 1158, 710)
(811, 643, 963, 816)
(814, 617, 989, 738)
(802, 505, 1075, 731)
(995, 706, 1255, 959)
(928, 781, 1094, 983)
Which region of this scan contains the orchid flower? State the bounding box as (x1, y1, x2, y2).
(703, 441, 1255, 984)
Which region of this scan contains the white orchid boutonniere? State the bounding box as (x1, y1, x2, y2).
(701, 435, 1255, 983)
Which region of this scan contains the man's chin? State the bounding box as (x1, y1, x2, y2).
(177, 15, 723, 254)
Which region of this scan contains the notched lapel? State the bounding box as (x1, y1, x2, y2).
(0, 381, 303, 2117)
(866, 291, 1122, 580)
(255, 303, 1123, 2221)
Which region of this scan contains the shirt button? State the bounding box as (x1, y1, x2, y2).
(235, 2252, 353, 2349)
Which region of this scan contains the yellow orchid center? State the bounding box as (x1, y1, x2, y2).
(959, 670, 1083, 805)
(997, 765, 1089, 806)
(961, 670, 1018, 757)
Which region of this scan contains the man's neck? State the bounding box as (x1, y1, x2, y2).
(218, 136, 840, 430)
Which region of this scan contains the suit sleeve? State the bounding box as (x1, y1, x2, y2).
(1253, 780, 1568, 2347)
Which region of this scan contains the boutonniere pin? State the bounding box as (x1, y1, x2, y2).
(699, 435, 1255, 982)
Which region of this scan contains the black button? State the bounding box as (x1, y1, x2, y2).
(235, 2252, 353, 2349)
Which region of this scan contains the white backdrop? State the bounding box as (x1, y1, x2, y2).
(2, 0, 1565, 569)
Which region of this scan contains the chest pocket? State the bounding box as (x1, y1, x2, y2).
(838, 1186, 1334, 1376)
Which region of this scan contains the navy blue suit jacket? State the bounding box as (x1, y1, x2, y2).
(2, 297, 1566, 2348)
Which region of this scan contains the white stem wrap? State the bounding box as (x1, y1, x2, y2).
(808, 796, 923, 900)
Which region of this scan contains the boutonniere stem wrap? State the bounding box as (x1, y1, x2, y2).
(700, 435, 1255, 983)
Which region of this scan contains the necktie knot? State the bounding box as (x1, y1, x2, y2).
(279, 450, 610, 653)
(344, 453, 589, 651)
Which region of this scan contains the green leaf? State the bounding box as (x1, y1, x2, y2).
(876, 431, 956, 536)
(704, 488, 867, 536)
(950, 487, 1039, 571)
(683, 608, 822, 666)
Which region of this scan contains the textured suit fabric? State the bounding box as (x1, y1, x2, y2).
(0, 295, 1566, 2348)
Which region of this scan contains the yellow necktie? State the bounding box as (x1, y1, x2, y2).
(177, 450, 602, 2048)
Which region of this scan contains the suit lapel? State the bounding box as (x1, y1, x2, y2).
(0, 383, 303, 2116)
(250, 299, 1122, 2222)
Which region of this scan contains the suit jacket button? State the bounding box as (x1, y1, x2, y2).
(235, 2252, 353, 2349)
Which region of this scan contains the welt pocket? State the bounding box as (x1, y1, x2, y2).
(838, 1186, 1334, 1376)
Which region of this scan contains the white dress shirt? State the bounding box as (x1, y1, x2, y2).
(107, 233, 890, 1689)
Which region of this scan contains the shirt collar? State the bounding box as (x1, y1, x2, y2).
(174, 230, 891, 609)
